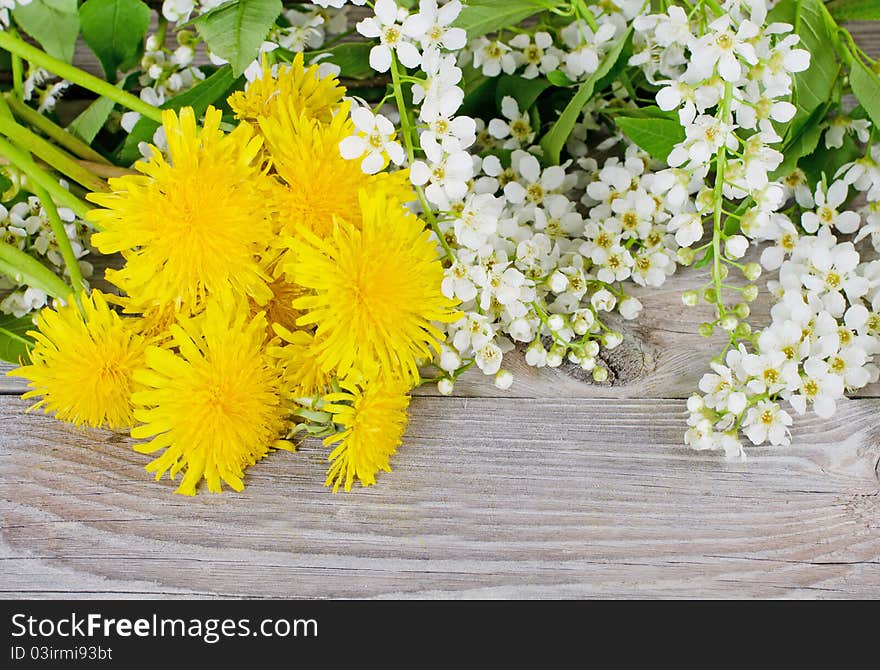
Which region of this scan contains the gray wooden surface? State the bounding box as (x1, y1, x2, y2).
(1, 21, 880, 600)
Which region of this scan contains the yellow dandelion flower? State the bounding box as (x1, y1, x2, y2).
(130, 298, 292, 495)
(323, 375, 411, 492)
(8, 291, 148, 429)
(88, 106, 273, 313)
(260, 103, 412, 241)
(228, 53, 344, 126)
(257, 272, 307, 336)
(289, 189, 459, 383)
(268, 325, 331, 398)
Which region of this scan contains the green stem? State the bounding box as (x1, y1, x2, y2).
(5, 93, 111, 165)
(711, 81, 734, 317)
(0, 136, 91, 220)
(0, 114, 108, 193)
(10, 25, 24, 101)
(0, 239, 73, 300)
(0, 30, 163, 124)
(31, 182, 85, 300)
(389, 53, 455, 263)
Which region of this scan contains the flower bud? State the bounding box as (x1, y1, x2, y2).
(725, 235, 749, 259)
(676, 247, 696, 266)
(698, 322, 714, 337)
(579, 356, 596, 371)
(437, 378, 454, 396)
(602, 331, 623, 349)
(743, 262, 762, 281)
(719, 314, 738, 331)
(741, 284, 759, 302)
(591, 288, 616, 312)
(682, 290, 699, 307)
(733, 302, 750, 319)
(592, 366, 609, 383)
(548, 270, 568, 293)
(734, 322, 752, 339)
(547, 314, 566, 331)
(702, 287, 717, 304)
(494, 369, 513, 390)
(618, 296, 642, 320)
(584, 340, 600, 357)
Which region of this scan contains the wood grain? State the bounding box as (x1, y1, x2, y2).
(1, 20, 879, 601)
(2, 397, 879, 599)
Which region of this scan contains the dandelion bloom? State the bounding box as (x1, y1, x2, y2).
(290, 189, 459, 383)
(267, 325, 331, 398)
(9, 291, 147, 429)
(88, 106, 273, 313)
(228, 53, 345, 126)
(131, 299, 292, 495)
(323, 375, 411, 492)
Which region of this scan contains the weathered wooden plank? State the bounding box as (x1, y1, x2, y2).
(1, 396, 878, 598)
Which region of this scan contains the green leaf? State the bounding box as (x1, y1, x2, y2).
(11, 0, 80, 63)
(546, 70, 575, 87)
(495, 75, 552, 112)
(67, 96, 117, 144)
(826, 0, 880, 21)
(615, 115, 684, 161)
(849, 58, 880, 130)
(117, 65, 239, 164)
(306, 42, 374, 80)
(79, 0, 151, 81)
(770, 101, 829, 179)
(454, 0, 560, 40)
(539, 27, 632, 164)
(0, 314, 33, 364)
(787, 0, 840, 134)
(800, 131, 861, 187)
(194, 0, 282, 77)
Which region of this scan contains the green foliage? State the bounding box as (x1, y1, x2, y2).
(826, 0, 880, 21)
(615, 113, 684, 162)
(495, 75, 552, 113)
(0, 314, 33, 364)
(79, 0, 151, 81)
(539, 27, 632, 164)
(849, 58, 880, 130)
(11, 0, 80, 63)
(117, 65, 240, 164)
(68, 95, 117, 144)
(306, 42, 375, 80)
(454, 0, 561, 40)
(194, 0, 282, 77)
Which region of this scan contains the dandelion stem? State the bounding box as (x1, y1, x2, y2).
(0, 114, 108, 194)
(0, 239, 73, 300)
(4, 93, 111, 165)
(31, 182, 85, 302)
(0, 30, 163, 124)
(0, 136, 91, 219)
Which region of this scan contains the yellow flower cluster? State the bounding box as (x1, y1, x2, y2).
(10, 55, 458, 495)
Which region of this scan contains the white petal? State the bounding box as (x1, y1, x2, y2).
(410, 160, 432, 185)
(356, 17, 382, 39)
(374, 0, 397, 25)
(339, 135, 367, 159)
(386, 141, 406, 166)
(369, 45, 393, 73)
(361, 151, 385, 175)
(396, 41, 424, 69)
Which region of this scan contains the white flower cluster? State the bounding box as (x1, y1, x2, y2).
(21, 64, 69, 114)
(0, 194, 94, 318)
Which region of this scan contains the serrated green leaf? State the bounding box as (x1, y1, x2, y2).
(850, 58, 880, 130)
(827, 0, 880, 21)
(68, 96, 117, 144)
(539, 27, 632, 164)
(306, 42, 374, 80)
(117, 65, 239, 164)
(615, 115, 684, 161)
(454, 0, 560, 39)
(0, 314, 33, 364)
(495, 75, 552, 112)
(194, 0, 282, 77)
(12, 0, 80, 63)
(786, 0, 840, 136)
(79, 0, 151, 81)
